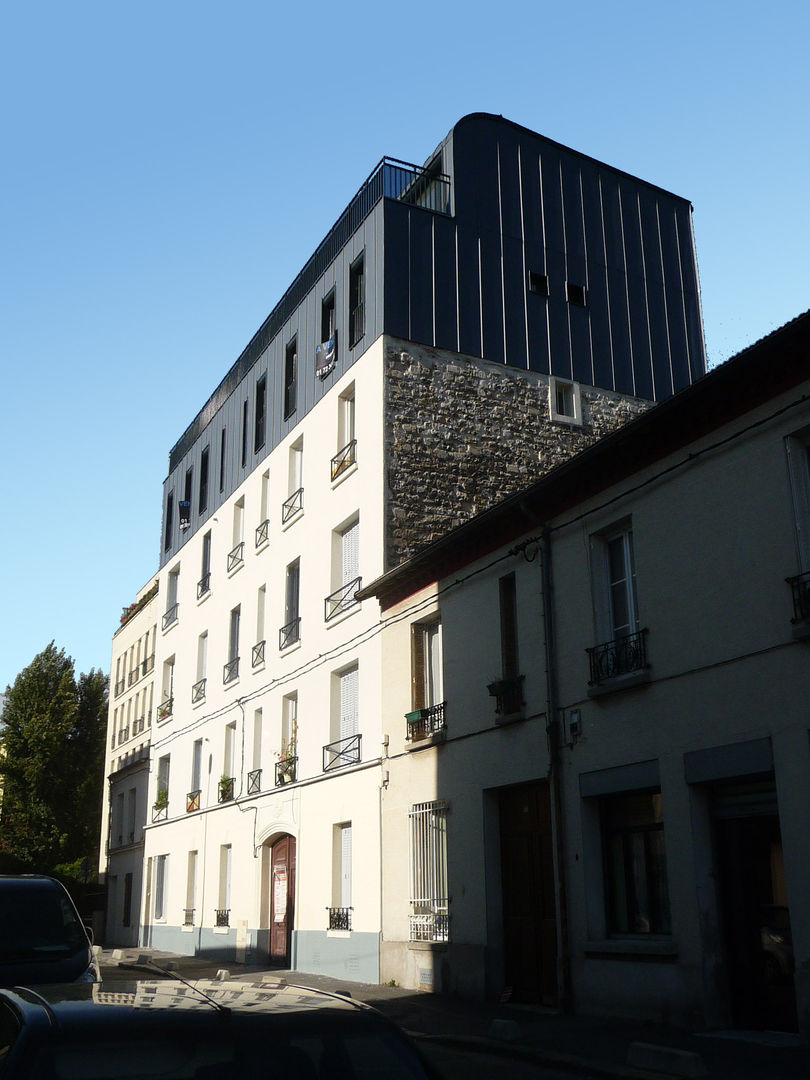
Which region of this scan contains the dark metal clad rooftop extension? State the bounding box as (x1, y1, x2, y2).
(168, 157, 450, 473)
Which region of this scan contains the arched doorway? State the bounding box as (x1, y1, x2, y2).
(263, 834, 296, 965)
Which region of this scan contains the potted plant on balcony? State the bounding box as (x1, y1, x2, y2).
(275, 729, 297, 784)
(219, 775, 234, 802)
(153, 787, 168, 820)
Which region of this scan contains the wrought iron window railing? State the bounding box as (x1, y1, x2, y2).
(325, 577, 362, 622)
(197, 573, 211, 600)
(218, 776, 235, 803)
(282, 487, 304, 524)
(787, 570, 810, 624)
(152, 803, 168, 823)
(162, 603, 179, 630)
(186, 789, 201, 813)
(227, 541, 245, 573)
(252, 640, 265, 668)
(275, 755, 297, 786)
(323, 733, 361, 772)
(133, 715, 146, 735)
(279, 618, 301, 650)
(191, 677, 206, 704)
(587, 628, 649, 686)
(409, 902, 450, 943)
(331, 439, 357, 481)
(405, 702, 446, 741)
(487, 675, 525, 716)
(255, 518, 269, 548)
(183, 908, 195, 927)
(157, 696, 173, 721)
(247, 768, 262, 795)
(128, 669, 139, 687)
(118, 727, 129, 744)
(327, 907, 352, 931)
(223, 657, 240, 685)
(215, 909, 230, 928)
(142, 653, 155, 676)
(114, 679, 125, 697)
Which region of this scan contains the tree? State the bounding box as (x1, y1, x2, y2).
(0, 643, 108, 874)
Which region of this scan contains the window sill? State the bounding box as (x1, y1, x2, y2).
(584, 937, 677, 961)
(212, 926, 231, 935)
(223, 677, 240, 692)
(408, 940, 448, 952)
(588, 669, 650, 699)
(405, 731, 446, 753)
(197, 590, 212, 608)
(192, 696, 206, 710)
(227, 561, 244, 580)
(327, 930, 352, 939)
(161, 619, 178, 637)
(181, 924, 195, 933)
(331, 461, 358, 489)
(282, 508, 304, 532)
(279, 639, 302, 658)
(324, 602, 361, 630)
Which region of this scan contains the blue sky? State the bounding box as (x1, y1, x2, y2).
(1, 0, 808, 691)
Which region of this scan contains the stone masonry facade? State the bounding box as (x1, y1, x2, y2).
(384, 339, 652, 569)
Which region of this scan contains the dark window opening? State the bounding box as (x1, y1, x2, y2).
(219, 428, 226, 493)
(241, 400, 248, 468)
(322, 290, 336, 342)
(254, 375, 267, 453)
(529, 271, 549, 297)
(164, 493, 174, 551)
(566, 282, 587, 306)
(199, 447, 209, 514)
(602, 790, 671, 935)
(499, 573, 519, 680)
(284, 338, 297, 420)
(349, 255, 365, 348)
(180, 470, 192, 531)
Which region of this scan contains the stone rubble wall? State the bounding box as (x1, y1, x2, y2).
(384, 339, 652, 569)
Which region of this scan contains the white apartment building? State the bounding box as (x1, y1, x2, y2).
(123, 113, 705, 983)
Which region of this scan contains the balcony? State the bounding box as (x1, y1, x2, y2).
(323, 734, 361, 772)
(787, 571, 810, 638)
(142, 653, 155, 676)
(252, 640, 265, 669)
(152, 802, 168, 823)
(587, 628, 649, 689)
(255, 518, 269, 549)
(114, 679, 125, 697)
(331, 439, 357, 482)
(409, 901, 450, 943)
(215, 909, 230, 928)
(118, 726, 130, 744)
(186, 789, 201, 813)
(162, 603, 179, 631)
(191, 677, 206, 704)
(275, 755, 297, 786)
(282, 488, 304, 524)
(223, 657, 240, 685)
(324, 577, 362, 622)
(279, 618, 301, 651)
(327, 907, 352, 931)
(227, 541, 245, 574)
(197, 573, 211, 600)
(487, 675, 525, 720)
(247, 768, 262, 795)
(183, 908, 195, 927)
(156, 696, 173, 722)
(406, 702, 447, 743)
(133, 715, 146, 735)
(218, 776, 235, 803)
(128, 668, 139, 687)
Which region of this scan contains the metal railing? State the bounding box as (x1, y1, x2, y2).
(331, 439, 357, 482)
(255, 518, 269, 548)
(223, 657, 240, 685)
(157, 696, 173, 721)
(279, 618, 301, 650)
(114, 679, 125, 697)
(227, 541, 245, 573)
(487, 675, 525, 716)
(409, 903, 450, 943)
(323, 733, 361, 772)
(128, 669, 139, 687)
(152, 803, 168, 823)
(282, 487, 303, 524)
(142, 653, 155, 676)
(197, 573, 211, 600)
(191, 677, 206, 704)
(162, 603, 179, 630)
(324, 576, 362, 621)
(186, 789, 201, 813)
(327, 907, 352, 931)
(252, 640, 265, 668)
(275, 755, 297, 786)
(247, 768, 262, 795)
(405, 702, 446, 741)
(215, 909, 230, 928)
(587, 628, 649, 686)
(133, 715, 146, 735)
(183, 908, 195, 927)
(118, 727, 129, 744)
(787, 570, 810, 623)
(218, 777, 235, 803)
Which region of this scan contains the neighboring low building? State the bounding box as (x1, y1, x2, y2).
(361, 311, 810, 1038)
(98, 577, 158, 946)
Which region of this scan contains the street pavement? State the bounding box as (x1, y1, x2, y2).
(99, 948, 809, 1079)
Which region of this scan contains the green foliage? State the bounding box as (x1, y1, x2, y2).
(0, 643, 108, 874)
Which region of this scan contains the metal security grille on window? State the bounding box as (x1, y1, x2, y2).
(328, 907, 352, 931)
(409, 800, 449, 942)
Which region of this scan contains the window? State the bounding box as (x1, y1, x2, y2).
(412, 620, 443, 711)
(153, 855, 168, 921)
(157, 754, 170, 801)
(566, 281, 587, 306)
(199, 446, 209, 513)
(330, 823, 352, 930)
(409, 801, 449, 942)
(326, 517, 360, 620)
(589, 523, 646, 685)
(180, 469, 192, 531)
(223, 722, 236, 787)
(281, 559, 300, 648)
(126, 787, 137, 842)
(317, 291, 337, 379)
(349, 254, 365, 347)
(284, 337, 297, 420)
(198, 531, 211, 599)
(193, 633, 207, 703)
(549, 376, 583, 425)
(529, 271, 549, 296)
(332, 384, 357, 480)
(219, 427, 226, 493)
(254, 375, 267, 453)
(785, 432, 810, 627)
(224, 606, 240, 683)
(338, 665, 358, 741)
(253, 585, 266, 667)
(229, 498, 245, 572)
(122, 873, 133, 928)
(218, 845, 232, 925)
(240, 399, 248, 469)
(603, 527, 638, 640)
(163, 493, 174, 552)
(185, 851, 198, 926)
(283, 439, 304, 523)
(191, 738, 203, 799)
(251, 708, 263, 773)
(322, 289, 336, 343)
(602, 791, 671, 935)
(163, 566, 179, 630)
(158, 658, 174, 719)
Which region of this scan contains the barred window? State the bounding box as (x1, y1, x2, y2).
(409, 800, 449, 942)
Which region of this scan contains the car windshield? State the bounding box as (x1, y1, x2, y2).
(0, 891, 86, 960)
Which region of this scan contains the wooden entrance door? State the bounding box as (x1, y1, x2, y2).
(499, 781, 558, 1004)
(269, 835, 296, 963)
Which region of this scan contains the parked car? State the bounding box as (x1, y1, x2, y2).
(0, 978, 442, 1078)
(0, 876, 99, 988)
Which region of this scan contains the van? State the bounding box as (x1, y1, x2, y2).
(0, 876, 99, 986)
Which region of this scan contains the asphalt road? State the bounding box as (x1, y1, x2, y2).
(420, 1041, 586, 1079)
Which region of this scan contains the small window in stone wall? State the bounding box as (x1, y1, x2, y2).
(549, 376, 583, 426)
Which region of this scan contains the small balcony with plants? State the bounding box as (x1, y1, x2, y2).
(215, 909, 230, 928)
(275, 750, 297, 786)
(157, 696, 173, 722)
(487, 675, 525, 724)
(218, 776, 235, 803)
(405, 702, 447, 748)
(152, 787, 169, 822)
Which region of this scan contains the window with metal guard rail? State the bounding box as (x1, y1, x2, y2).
(247, 768, 262, 795)
(409, 800, 449, 943)
(157, 697, 173, 721)
(279, 617, 300, 651)
(255, 518, 269, 548)
(324, 577, 361, 622)
(323, 734, 361, 772)
(183, 908, 194, 927)
(252, 640, 265, 668)
(331, 439, 357, 482)
(282, 487, 303, 524)
(215, 909, 230, 928)
(191, 677, 206, 704)
(405, 702, 446, 741)
(275, 756, 297, 786)
(142, 653, 155, 676)
(787, 570, 810, 625)
(162, 603, 178, 631)
(218, 777, 235, 803)
(186, 790, 201, 813)
(223, 657, 239, 685)
(197, 573, 211, 600)
(227, 541, 245, 573)
(587, 628, 649, 686)
(327, 907, 352, 931)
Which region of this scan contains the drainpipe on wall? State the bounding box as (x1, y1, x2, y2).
(540, 526, 572, 1013)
